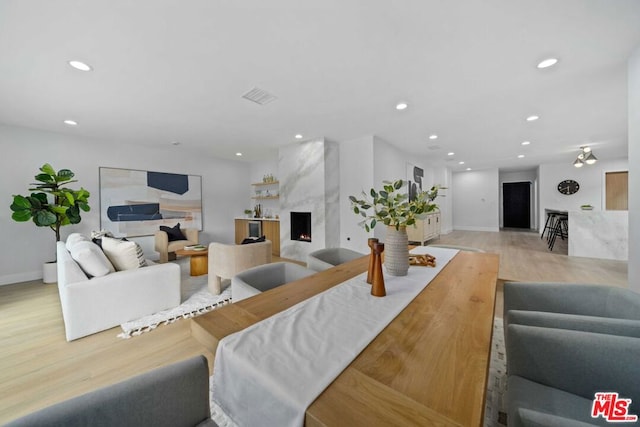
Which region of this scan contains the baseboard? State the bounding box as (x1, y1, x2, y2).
(453, 226, 500, 232)
(0, 270, 41, 286)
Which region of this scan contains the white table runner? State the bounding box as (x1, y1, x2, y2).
(211, 246, 458, 427)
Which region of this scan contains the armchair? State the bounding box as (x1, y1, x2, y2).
(207, 240, 272, 295)
(507, 324, 640, 426)
(154, 227, 199, 263)
(5, 355, 217, 427)
(504, 282, 640, 341)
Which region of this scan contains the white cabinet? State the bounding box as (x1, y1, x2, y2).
(407, 212, 441, 245)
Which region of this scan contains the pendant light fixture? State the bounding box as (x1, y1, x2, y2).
(573, 146, 597, 167)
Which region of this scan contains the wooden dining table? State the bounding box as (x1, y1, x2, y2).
(192, 250, 500, 426)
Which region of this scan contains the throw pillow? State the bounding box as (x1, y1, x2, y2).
(65, 233, 90, 252)
(160, 223, 186, 242)
(69, 240, 116, 277)
(101, 237, 148, 271)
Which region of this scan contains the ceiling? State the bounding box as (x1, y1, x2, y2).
(1, 0, 640, 171)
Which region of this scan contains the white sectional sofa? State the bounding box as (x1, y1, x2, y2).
(57, 238, 181, 341)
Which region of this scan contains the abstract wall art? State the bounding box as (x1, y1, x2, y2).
(99, 167, 202, 237)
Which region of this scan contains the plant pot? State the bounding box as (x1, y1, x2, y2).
(385, 225, 409, 276)
(43, 261, 57, 284)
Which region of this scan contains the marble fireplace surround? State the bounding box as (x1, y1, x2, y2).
(278, 139, 339, 262)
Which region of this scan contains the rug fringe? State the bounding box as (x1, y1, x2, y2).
(118, 296, 232, 339)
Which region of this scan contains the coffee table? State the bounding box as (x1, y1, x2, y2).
(174, 248, 208, 276)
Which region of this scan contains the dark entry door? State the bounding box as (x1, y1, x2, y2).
(503, 182, 530, 228)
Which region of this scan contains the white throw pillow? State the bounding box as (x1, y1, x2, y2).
(101, 237, 148, 271)
(65, 233, 89, 252)
(69, 241, 115, 277)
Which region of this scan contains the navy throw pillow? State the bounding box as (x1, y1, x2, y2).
(160, 223, 187, 242)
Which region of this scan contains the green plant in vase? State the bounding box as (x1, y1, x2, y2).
(349, 179, 439, 276)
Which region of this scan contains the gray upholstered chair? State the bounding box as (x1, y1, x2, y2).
(507, 324, 640, 427)
(307, 247, 365, 271)
(154, 227, 199, 263)
(5, 355, 217, 427)
(503, 282, 640, 341)
(208, 241, 272, 295)
(231, 262, 316, 302)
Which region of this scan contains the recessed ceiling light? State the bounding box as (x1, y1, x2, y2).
(537, 58, 558, 69)
(68, 60, 92, 71)
(395, 102, 408, 110)
(447, 152, 455, 156)
(63, 119, 78, 126)
(521, 141, 531, 146)
(582, 146, 592, 153)
(295, 134, 303, 139)
(459, 161, 465, 165)
(236, 152, 242, 156)
(466, 168, 471, 171)
(429, 134, 438, 140)
(518, 154, 525, 158)
(526, 115, 539, 121)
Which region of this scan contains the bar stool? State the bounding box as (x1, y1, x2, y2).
(548, 214, 568, 251)
(541, 211, 557, 240)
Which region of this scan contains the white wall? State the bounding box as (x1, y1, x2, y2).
(452, 169, 500, 232)
(629, 45, 640, 292)
(538, 158, 628, 236)
(499, 169, 538, 230)
(0, 124, 249, 285)
(339, 136, 375, 252)
(338, 135, 452, 252)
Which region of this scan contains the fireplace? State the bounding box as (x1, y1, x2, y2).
(291, 212, 311, 242)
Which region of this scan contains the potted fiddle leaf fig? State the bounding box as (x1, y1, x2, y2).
(10, 164, 91, 282)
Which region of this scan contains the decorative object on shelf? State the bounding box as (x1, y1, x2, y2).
(262, 174, 276, 183)
(371, 242, 386, 297)
(244, 209, 253, 218)
(557, 179, 580, 195)
(254, 204, 262, 218)
(366, 238, 379, 284)
(10, 164, 91, 283)
(349, 179, 440, 276)
(573, 146, 598, 168)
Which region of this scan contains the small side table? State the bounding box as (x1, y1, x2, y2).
(174, 248, 209, 276)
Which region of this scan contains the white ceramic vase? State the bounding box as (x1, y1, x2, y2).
(43, 261, 57, 284)
(385, 225, 409, 276)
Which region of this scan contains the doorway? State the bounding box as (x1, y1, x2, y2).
(605, 171, 628, 210)
(503, 182, 531, 229)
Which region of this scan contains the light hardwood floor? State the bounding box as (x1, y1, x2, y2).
(0, 230, 627, 424)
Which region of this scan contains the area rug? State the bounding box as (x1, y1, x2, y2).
(118, 260, 232, 339)
(207, 317, 509, 427)
(484, 317, 508, 427)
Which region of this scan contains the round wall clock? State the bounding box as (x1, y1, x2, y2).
(557, 179, 580, 195)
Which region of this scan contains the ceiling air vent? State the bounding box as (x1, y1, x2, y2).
(242, 87, 278, 105)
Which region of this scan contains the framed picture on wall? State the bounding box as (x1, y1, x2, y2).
(99, 167, 202, 237)
(406, 163, 424, 202)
